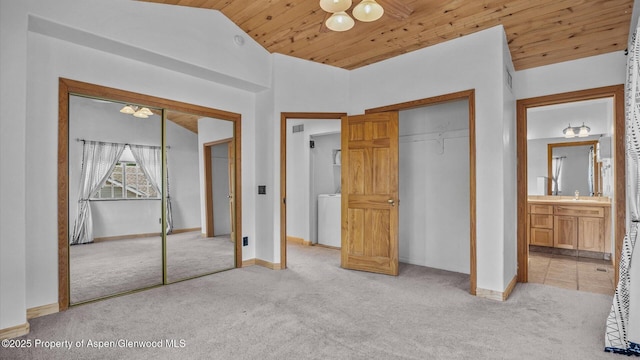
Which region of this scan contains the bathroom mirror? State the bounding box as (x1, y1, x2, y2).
(547, 140, 600, 196)
(526, 98, 612, 197)
(165, 112, 236, 283)
(69, 95, 163, 304)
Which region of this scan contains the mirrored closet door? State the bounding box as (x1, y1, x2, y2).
(165, 112, 236, 283)
(66, 88, 240, 305)
(68, 95, 163, 304)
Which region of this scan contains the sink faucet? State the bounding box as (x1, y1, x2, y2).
(574, 190, 579, 200)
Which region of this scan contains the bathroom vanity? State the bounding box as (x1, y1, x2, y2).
(528, 196, 611, 258)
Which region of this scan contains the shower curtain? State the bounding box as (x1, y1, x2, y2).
(605, 20, 640, 354)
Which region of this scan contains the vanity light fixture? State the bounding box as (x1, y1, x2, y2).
(563, 123, 591, 138)
(321, 0, 384, 32)
(120, 105, 154, 119)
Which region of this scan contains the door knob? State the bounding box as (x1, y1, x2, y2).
(388, 199, 395, 206)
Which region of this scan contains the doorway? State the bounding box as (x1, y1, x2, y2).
(279, 89, 477, 294)
(516, 85, 625, 288)
(280, 113, 347, 269)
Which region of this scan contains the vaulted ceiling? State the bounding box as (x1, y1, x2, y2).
(140, 0, 633, 71)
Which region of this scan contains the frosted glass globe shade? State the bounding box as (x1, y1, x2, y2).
(353, 0, 384, 22)
(320, 0, 352, 13)
(326, 12, 355, 31)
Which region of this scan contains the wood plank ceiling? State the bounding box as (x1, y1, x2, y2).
(140, 0, 633, 71)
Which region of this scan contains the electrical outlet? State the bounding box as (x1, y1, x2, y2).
(242, 237, 248, 246)
(258, 185, 266, 195)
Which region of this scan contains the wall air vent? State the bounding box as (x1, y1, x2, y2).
(292, 124, 304, 133)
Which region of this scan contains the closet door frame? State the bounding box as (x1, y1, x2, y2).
(58, 78, 243, 310)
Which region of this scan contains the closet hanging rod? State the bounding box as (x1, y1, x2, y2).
(75, 138, 170, 149)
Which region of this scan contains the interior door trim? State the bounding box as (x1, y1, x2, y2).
(516, 84, 625, 285)
(204, 138, 233, 238)
(365, 89, 477, 295)
(279, 112, 347, 270)
(58, 78, 243, 311)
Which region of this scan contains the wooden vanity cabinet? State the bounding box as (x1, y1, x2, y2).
(528, 200, 610, 255)
(529, 205, 554, 247)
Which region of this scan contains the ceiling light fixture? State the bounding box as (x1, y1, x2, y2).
(353, 0, 384, 22)
(120, 105, 153, 119)
(321, 0, 383, 32)
(563, 123, 591, 138)
(326, 11, 355, 31)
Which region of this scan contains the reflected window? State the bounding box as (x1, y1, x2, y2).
(91, 146, 159, 200)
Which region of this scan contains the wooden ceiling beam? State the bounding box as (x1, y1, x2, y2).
(378, 0, 414, 20)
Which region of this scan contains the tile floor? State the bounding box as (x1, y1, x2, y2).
(528, 251, 615, 295)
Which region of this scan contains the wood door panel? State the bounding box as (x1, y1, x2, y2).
(530, 228, 554, 247)
(372, 121, 389, 139)
(349, 149, 366, 195)
(369, 209, 391, 257)
(530, 214, 553, 229)
(342, 112, 399, 276)
(347, 208, 365, 255)
(349, 123, 366, 141)
(578, 217, 605, 252)
(554, 215, 577, 249)
(372, 148, 390, 194)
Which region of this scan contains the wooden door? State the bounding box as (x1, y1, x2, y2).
(554, 215, 577, 249)
(341, 112, 399, 276)
(578, 217, 604, 252)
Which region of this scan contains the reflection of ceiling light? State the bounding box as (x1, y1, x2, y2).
(563, 123, 590, 138)
(119, 105, 135, 114)
(320, 0, 383, 32)
(120, 105, 153, 118)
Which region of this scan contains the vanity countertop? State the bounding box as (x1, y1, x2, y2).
(528, 196, 611, 207)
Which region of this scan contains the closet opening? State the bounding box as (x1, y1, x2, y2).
(280, 90, 476, 295)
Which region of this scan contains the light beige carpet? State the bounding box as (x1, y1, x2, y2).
(70, 231, 234, 303)
(3, 244, 615, 359)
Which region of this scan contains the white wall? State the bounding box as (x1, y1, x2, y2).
(268, 54, 351, 263)
(166, 120, 202, 231)
(501, 30, 518, 290)
(13, 1, 259, 316)
(0, 0, 28, 332)
(513, 52, 626, 100)
(398, 101, 470, 274)
(351, 25, 512, 293)
(286, 120, 341, 244)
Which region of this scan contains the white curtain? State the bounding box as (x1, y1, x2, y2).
(551, 157, 564, 195)
(605, 22, 640, 354)
(70, 141, 125, 245)
(129, 145, 173, 234)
